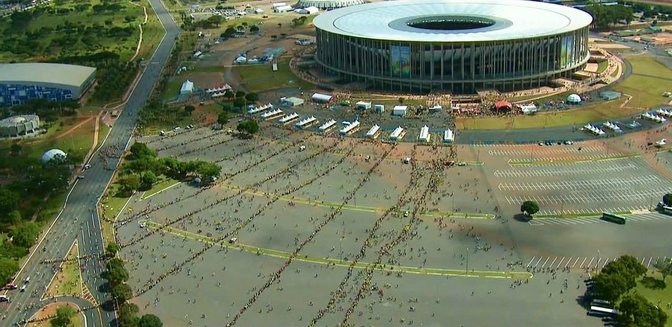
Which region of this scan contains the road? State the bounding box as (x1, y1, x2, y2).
(0, 0, 179, 325)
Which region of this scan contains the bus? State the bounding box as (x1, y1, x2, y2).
(588, 306, 618, 317)
(591, 299, 613, 308)
(601, 212, 626, 224)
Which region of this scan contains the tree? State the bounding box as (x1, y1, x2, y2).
(235, 91, 246, 99)
(10, 143, 22, 156)
(129, 143, 156, 160)
(138, 314, 163, 327)
(217, 112, 229, 125)
(250, 25, 259, 33)
(111, 283, 133, 303)
(617, 293, 668, 327)
(196, 162, 221, 181)
(653, 258, 672, 282)
(1, 210, 22, 225)
(237, 120, 259, 135)
(520, 200, 539, 216)
(0, 257, 19, 284)
(233, 97, 246, 109)
(224, 90, 234, 100)
(184, 105, 196, 115)
(106, 242, 120, 257)
(593, 255, 648, 301)
(10, 222, 41, 248)
(245, 92, 259, 102)
(0, 187, 20, 213)
(118, 174, 141, 196)
(592, 272, 631, 302)
(663, 193, 672, 206)
(118, 303, 140, 327)
(103, 258, 129, 286)
(398, 97, 405, 104)
(50, 305, 76, 327)
(140, 171, 157, 190)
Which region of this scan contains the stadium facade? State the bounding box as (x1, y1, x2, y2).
(297, 0, 365, 9)
(0, 63, 96, 107)
(313, 0, 593, 93)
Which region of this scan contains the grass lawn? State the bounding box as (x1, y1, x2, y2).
(96, 123, 111, 152)
(634, 271, 672, 326)
(161, 78, 185, 101)
(32, 302, 85, 327)
(233, 60, 314, 92)
(140, 177, 180, 200)
(597, 60, 609, 74)
(45, 241, 82, 298)
(457, 55, 672, 130)
(134, 0, 166, 62)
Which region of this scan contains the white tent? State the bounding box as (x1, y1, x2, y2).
(356, 101, 371, 110)
(302, 6, 319, 14)
(274, 5, 293, 12)
(390, 126, 405, 141)
(519, 103, 537, 115)
(443, 129, 454, 143)
(374, 104, 385, 113)
(567, 94, 581, 104)
(339, 120, 360, 136)
(366, 125, 381, 139)
(180, 80, 194, 95)
(312, 93, 332, 103)
(392, 105, 407, 117)
(419, 125, 430, 143)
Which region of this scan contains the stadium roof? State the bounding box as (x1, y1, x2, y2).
(313, 0, 593, 42)
(0, 63, 96, 88)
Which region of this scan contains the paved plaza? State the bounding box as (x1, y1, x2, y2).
(110, 125, 672, 327)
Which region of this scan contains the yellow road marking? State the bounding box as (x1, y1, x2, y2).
(141, 219, 530, 279)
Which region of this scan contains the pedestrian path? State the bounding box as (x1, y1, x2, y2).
(525, 255, 668, 270)
(486, 146, 603, 157)
(528, 212, 671, 226)
(493, 161, 641, 178)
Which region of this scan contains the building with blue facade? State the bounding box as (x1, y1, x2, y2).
(0, 63, 96, 107)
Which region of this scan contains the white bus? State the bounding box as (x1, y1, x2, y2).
(588, 306, 617, 317)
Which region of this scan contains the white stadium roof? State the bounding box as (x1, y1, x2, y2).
(313, 0, 593, 42)
(0, 63, 96, 88)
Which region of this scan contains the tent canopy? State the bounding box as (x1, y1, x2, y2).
(494, 100, 512, 110)
(180, 80, 194, 94)
(311, 93, 332, 102)
(567, 94, 582, 103)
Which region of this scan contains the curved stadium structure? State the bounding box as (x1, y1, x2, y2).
(297, 0, 365, 9)
(313, 0, 593, 93)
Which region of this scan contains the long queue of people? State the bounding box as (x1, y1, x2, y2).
(225, 144, 396, 327)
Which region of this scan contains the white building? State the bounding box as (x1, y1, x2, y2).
(443, 129, 454, 143)
(274, 5, 293, 12)
(319, 119, 337, 133)
(356, 101, 371, 111)
(180, 80, 194, 95)
(366, 124, 381, 139)
(390, 126, 405, 141)
(339, 120, 360, 136)
(392, 105, 407, 117)
(261, 108, 284, 120)
(295, 116, 318, 129)
(374, 104, 385, 113)
(278, 112, 300, 124)
(281, 97, 305, 107)
(312, 93, 332, 103)
(419, 125, 430, 143)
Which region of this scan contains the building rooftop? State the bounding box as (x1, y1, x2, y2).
(0, 63, 96, 88)
(313, 0, 593, 42)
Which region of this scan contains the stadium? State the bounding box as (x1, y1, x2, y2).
(313, 0, 593, 93)
(0, 63, 96, 106)
(297, 0, 365, 9)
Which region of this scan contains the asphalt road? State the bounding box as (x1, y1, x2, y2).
(0, 0, 179, 325)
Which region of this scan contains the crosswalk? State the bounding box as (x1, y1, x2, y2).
(525, 255, 668, 270)
(528, 212, 670, 226)
(486, 146, 603, 156)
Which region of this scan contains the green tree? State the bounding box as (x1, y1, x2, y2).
(217, 112, 229, 125)
(129, 143, 156, 160)
(103, 258, 129, 286)
(250, 25, 259, 33)
(224, 90, 234, 100)
(244, 92, 259, 102)
(184, 105, 196, 115)
(0, 187, 20, 213)
(118, 303, 140, 327)
(520, 200, 539, 215)
(233, 97, 246, 109)
(235, 91, 246, 99)
(10, 143, 22, 156)
(617, 293, 668, 327)
(138, 314, 163, 327)
(663, 193, 672, 206)
(0, 257, 19, 284)
(196, 162, 221, 181)
(1, 210, 22, 225)
(653, 258, 672, 282)
(140, 171, 157, 190)
(237, 120, 259, 135)
(111, 283, 133, 303)
(106, 242, 120, 257)
(50, 305, 76, 327)
(593, 272, 630, 302)
(118, 174, 141, 196)
(10, 222, 41, 248)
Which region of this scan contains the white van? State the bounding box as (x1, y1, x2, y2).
(0, 295, 9, 302)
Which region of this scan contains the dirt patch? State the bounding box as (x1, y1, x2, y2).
(181, 72, 227, 90)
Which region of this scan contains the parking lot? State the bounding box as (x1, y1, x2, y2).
(112, 125, 672, 327)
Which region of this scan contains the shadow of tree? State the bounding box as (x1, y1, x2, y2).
(513, 213, 532, 222)
(641, 276, 666, 290)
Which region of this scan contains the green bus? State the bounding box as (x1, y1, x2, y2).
(601, 212, 626, 224)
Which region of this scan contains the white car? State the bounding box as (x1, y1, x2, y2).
(656, 139, 667, 147)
